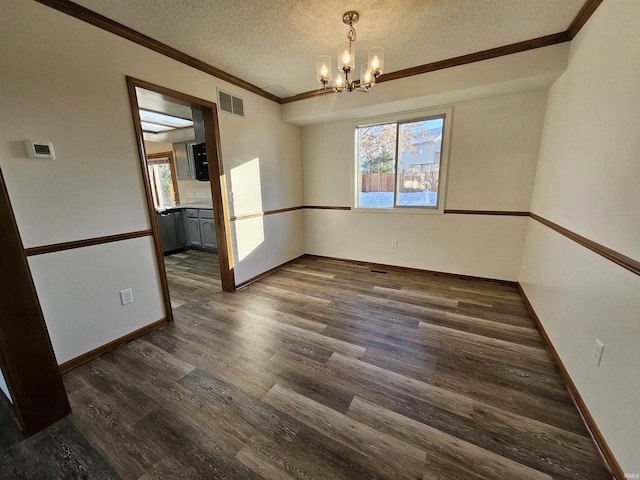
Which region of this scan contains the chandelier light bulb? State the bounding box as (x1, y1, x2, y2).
(316, 55, 332, 86)
(368, 47, 384, 77)
(360, 63, 374, 88)
(338, 41, 355, 72)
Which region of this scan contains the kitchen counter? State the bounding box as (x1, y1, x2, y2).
(178, 203, 214, 210)
(156, 202, 213, 213)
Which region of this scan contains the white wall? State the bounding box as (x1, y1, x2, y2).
(221, 108, 303, 216)
(0, 0, 303, 364)
(231, 211, 305, 285)
(519, 0, 640, 473)
(28, 237, 165, 365)
(303, 90, 547, 281)
(221, 103, 304, 283)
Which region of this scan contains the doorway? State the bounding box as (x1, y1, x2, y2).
(126, 77, 235, 324)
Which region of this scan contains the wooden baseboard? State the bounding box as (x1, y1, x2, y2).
(236, 253, 517, 290)
(306, 254, 517, 287)
(517, 284, 623, 480)
(235, 255, 305, 289)
(58, 318, 168, 373)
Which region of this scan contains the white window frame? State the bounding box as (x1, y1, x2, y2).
(352, 106, 453, 214)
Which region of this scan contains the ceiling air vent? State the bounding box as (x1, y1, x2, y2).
(218, 89, 245, 118)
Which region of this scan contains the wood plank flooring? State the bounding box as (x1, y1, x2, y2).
(1, 250, 612, 479)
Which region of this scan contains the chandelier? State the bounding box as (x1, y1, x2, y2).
(316, 11, 384, 95)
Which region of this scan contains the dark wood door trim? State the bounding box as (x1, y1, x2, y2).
(0, 169, 71, 435)
(126, 76, 235, 292)
(128, 77, 218, 110)
(202, 106, 236, 290)
(126, 79, 175, 321)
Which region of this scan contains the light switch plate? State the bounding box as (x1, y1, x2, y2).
(592, 338, 604, 366)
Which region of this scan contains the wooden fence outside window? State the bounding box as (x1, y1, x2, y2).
(361, 172, 439, 192)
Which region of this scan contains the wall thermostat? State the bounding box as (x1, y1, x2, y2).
(25, 140, 55, 160)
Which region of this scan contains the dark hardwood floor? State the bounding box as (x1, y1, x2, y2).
(1, 249, 611, 479)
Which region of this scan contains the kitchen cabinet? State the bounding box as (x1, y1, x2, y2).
(198, 209, 217, 250)
(173, 141, 196, 180)
(184, 209, 201, 247)
(199, 218, 216, 250)
(183, 208, 216, 251)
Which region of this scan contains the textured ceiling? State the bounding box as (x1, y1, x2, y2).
(72, 0, 587, 97)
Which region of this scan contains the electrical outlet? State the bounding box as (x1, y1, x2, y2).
(391, 239, 398, 249)
(119, 288, 133, 306)
(276, 239, 281, 250)
(592, 338, 604, 366)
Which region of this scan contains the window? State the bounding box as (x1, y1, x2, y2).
(355, 108, 451, 212)
(147, 152, 180, 208)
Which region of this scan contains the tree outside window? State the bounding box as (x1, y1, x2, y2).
(147, 152, 180, 208)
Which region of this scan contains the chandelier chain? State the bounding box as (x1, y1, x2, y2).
(347, 22, 357, 43)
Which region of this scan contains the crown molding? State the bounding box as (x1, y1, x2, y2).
(35, 0, 604, 104)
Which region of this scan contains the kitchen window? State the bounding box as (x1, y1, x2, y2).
(354, 107, 452, 213)
(147, 152, 180, 208)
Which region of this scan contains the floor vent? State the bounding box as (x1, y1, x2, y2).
(218, 89, 245, 118)
(371, 269, 388, 274)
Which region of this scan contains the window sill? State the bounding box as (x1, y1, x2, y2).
(351, 206, 444, 215)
